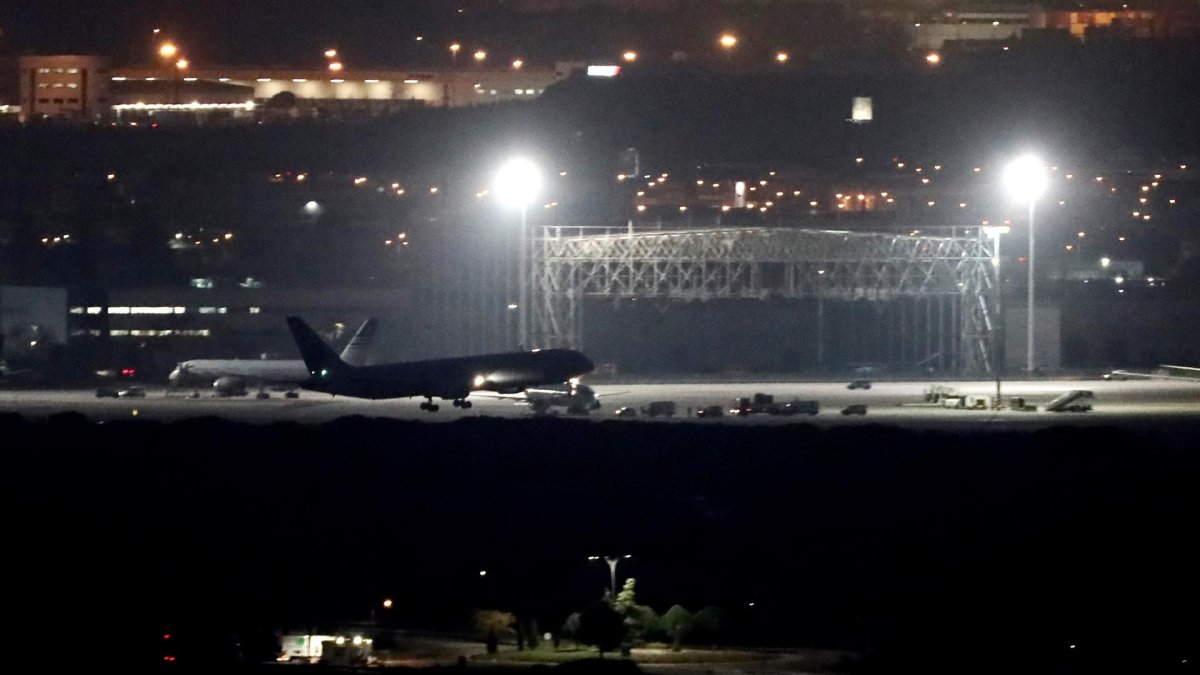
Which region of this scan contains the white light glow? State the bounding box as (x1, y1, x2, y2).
(1003, 154, 1049, 202)
(494, 158, 542, 208)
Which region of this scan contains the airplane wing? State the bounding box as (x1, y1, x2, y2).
(1104, 366, 1200, 383)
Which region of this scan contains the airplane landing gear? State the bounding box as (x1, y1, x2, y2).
(420, 398, 440, 412)
(452, 399, 473, 409)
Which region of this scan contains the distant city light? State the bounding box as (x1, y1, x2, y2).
(623, 51, 638, 62)
(512, 59, 524, 70)
(925, 52, 941, 65)
(473, 50, 487, 62)
(328, 61, 343, 72)
(775, 51, 789, 63)
(324, 49, 338, 58)
(719, 33, 738, 49)
(158, 42, 178, 59)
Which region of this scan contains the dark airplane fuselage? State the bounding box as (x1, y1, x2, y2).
(301, 349, 593, 400)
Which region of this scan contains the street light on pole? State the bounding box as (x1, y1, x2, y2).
(494, 158, 542, 350)
(588, 555, 632, 598)
(1002, 154, 1048, 372)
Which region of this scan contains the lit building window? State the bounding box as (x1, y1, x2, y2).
(249, 307, 262, 314)
(108, 306, 130, 315)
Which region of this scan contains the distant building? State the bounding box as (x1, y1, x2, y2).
(9, 61, 579, 123)
(1, 286, 68, 359)
(17, 55, 111, 123)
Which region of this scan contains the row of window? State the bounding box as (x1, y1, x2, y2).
(36, 98, 81, 105)
(474, 88, 544, 96)
(36, 82, 80, 89)
(71, 306, 263, 315)
(36, 67, 81, 74)
(71, 329, 213, 338)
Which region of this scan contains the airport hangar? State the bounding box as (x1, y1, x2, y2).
(81, 223, 1045, 377)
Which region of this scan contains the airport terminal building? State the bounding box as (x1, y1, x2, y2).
(11, 55, 577, 123)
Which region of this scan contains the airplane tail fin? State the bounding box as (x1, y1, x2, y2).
(339, 318, 377, 366)
(287, 316, 349, 376)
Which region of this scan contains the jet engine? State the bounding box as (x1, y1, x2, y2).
(213, 376, 249, 397)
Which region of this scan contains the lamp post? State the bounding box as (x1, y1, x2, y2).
(983, 225, 1010, 408)
(1002, 155, 1048, 372)
(494, 158, 542, 350)
(588, 555, 631, 598)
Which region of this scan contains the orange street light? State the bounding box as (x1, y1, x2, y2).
(512, 59, 524, 69)
(175, 58, 189, 71)
(719, 33, 738, 49)
(473, 49, 487, 62)
(158, 42, 178, 59)
(324, 48, 338, 59)
(776, 51, 789, 63)
(623, 50, 638, 62)
(925, 51, 941, 65)
(328, 61, 344, 72)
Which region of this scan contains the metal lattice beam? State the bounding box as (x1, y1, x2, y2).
(533, 226, 997, 373)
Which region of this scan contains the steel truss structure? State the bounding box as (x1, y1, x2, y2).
(533, 226, 999, 373)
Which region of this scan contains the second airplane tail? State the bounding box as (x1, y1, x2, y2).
(287, 316, 350, 377)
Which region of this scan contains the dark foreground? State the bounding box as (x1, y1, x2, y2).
(7, 413, 1196, 674)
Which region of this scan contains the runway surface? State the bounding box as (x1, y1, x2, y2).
(2, 379, 1199, 432)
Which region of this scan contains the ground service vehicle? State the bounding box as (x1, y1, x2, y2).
(118, 386, 147, 398)
(732, 393, 818, 416)
(696, 405, 724, 418)
(614, 406, 638, 418)
(777, 399, 819, 415)
(842, 404, 868, 415)
(641, 400, 677, 417)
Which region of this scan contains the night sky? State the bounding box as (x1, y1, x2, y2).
(0, 1, 499, 66)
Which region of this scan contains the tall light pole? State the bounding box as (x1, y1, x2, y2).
(983, 225, 1010, 408)
(1002, 155, 1048, 372)
(588, 555, 631, 598)
(495, 158, 542, 350)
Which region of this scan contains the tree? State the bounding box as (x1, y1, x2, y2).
(693, 606, 729, 644)
(577, 601, 624, 657)
(662, 605, 694, 651)
(612, 577, 658, 656)
(561, 612, 582, 649)
(473, 609, 516, 654)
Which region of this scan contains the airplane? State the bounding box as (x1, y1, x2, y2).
(1102, 364, 1200, 383)
(168, 319, 376, 398)
(479, 381, 624, 415)
(285, 316, 594, 411)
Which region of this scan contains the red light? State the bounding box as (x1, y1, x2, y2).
(121, 368, 136, 376)
(1017, 256, 1028, 263)
(163, 656, 175, 661)
(163, 633, 171, 640)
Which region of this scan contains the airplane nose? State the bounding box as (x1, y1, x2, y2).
(168, 368, 182, 385)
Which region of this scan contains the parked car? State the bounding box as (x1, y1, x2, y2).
(696, 404, 724, 418)
(847, 379, 872, 390)
(118, 386, 147, 398)
(841, 404, 868, 415)
(95, 386, 119, 398)
(614, 406, 638, 418)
